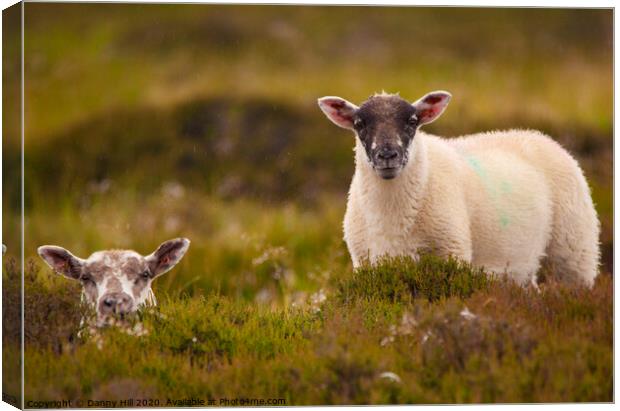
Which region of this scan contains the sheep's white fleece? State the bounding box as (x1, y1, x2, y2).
(344, 129, 600, 286)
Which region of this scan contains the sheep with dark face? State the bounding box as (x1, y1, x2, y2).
(38, 238, 190, 327)
(318, 91, 600, 286)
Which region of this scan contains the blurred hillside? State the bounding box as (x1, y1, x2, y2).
(10, 5, 612, 141)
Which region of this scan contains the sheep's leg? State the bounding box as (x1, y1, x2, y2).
(544, 169, 600, 286)
(546, 195, 600, 287)
(530, 276, 541, 293)
(429, 236, 473, 265)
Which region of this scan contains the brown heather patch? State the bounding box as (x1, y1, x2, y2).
(16, 254, 613, 404)
(21, 258, 85, 352)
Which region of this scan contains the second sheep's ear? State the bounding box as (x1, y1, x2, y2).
(145, 238, 190, 278)
(317, 96, 359, 130)
(37, 245, 85, 280)
(411, 91, 452, 126)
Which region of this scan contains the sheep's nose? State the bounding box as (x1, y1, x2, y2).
(376, 147, 399, 161)
(99, 292, 133, 315)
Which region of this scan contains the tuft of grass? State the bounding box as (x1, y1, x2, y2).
(23, 259, 84, 351)
(139, 294, 321, 361)
(3, 257, 23, 405)
(336, 255, 492, 304)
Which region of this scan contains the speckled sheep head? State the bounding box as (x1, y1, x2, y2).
(37, 238, 190, 326)
(318, 91, 451, 179)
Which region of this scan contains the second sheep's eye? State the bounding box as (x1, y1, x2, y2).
(135, 271, 150, 285)
(353, 118, 365, 129)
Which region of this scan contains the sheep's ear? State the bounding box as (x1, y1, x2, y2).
(412, 91, 452, 126)
(317, 96, 359, 130)
(37, 245, 85, 280)
(146, 238, 190, 278)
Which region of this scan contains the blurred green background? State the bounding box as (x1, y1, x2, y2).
(2, 3, 612, 300)
(1, 4, 612, 404)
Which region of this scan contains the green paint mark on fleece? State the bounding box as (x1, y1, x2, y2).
(500, 214, 510, 227)
(467, 156, 487, 179)
(500, 180, 513, 194)
(465, 155, 511, 228)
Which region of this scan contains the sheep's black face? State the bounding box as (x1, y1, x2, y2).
(354, 95, 417, 179)
(318, 90, 451, 180)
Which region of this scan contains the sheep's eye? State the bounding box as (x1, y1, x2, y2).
(353, 118, 365, 129)
(135, 271, 150, 285)
(80, 275, 95, 285)
(407, 115, 418, 126)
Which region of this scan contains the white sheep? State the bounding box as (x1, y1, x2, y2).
(318, 91, 600, 286)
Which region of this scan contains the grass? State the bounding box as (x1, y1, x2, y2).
(336, 255, 492, 304)
(2, 4, 613, 405)
(6, 254, 612, 404)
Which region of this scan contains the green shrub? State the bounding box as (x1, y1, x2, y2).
(336, 255, 492, 305)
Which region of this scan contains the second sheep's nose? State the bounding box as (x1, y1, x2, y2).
(99, 292, 133, 315)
